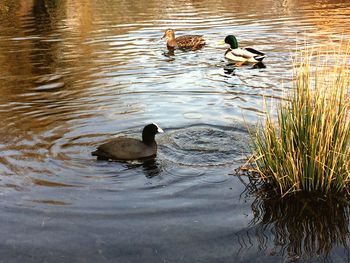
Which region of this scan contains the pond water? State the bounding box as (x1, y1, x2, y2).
(0, 0, 350, 262)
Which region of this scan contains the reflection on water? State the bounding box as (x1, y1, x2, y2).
(254, 196, 350, 261)
(119, 158, 163, 178)
(0, 0, 350, 261)
(237, 176, 350, 262)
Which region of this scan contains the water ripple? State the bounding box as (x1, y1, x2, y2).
(159, 124, 250, 167)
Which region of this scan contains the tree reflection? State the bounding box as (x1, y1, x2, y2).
(239, 176, 350, 261)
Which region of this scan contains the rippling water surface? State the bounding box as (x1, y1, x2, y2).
(0, 0, 350, 262)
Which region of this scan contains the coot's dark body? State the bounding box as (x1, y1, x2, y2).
(92, 123, 163, 160)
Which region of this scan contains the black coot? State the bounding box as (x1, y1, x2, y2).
(92, 123, 163, 160)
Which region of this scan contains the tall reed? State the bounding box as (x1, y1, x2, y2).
(252, 45, 350, 196)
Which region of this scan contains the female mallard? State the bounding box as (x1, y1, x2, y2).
(224, 35, 265, 63)
(162, 29, 205, 50)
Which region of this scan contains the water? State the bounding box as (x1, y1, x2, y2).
(0, 0, 350, 262)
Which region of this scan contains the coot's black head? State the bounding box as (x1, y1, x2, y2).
(142, 123, 164, 144)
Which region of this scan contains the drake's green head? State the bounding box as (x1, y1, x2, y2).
(224, 35, 238, 49)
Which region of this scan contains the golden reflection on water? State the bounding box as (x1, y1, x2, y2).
(32, 199, 71, 205)
(31, 178, 77, 187)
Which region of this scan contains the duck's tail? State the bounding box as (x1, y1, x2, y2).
(245, 47, 266, 61)
(254, 55, 266, 61)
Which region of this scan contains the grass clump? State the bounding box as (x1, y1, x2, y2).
(251, 45, 350, 196)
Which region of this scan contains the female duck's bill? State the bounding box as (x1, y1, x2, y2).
(162, 28, 206, 50)
(92, 123, 164, 161)
(224, 35, 265, 63)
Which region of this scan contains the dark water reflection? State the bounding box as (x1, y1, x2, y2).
(0, 0, 350, 261)
(240, 186, 350, 262)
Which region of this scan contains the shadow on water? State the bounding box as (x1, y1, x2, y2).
(96, 157, 162, 178)
(237, 176, 350, 262)
(223, 61, 266, 76)
(127, 158, 162, 178)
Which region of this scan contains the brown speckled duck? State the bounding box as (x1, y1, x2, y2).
(162, 29, 205, 50)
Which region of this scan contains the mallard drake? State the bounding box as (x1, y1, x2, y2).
(92, 123, 163, 161)
(224, 35, 265, 63)
(162, 29, 205, 50)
